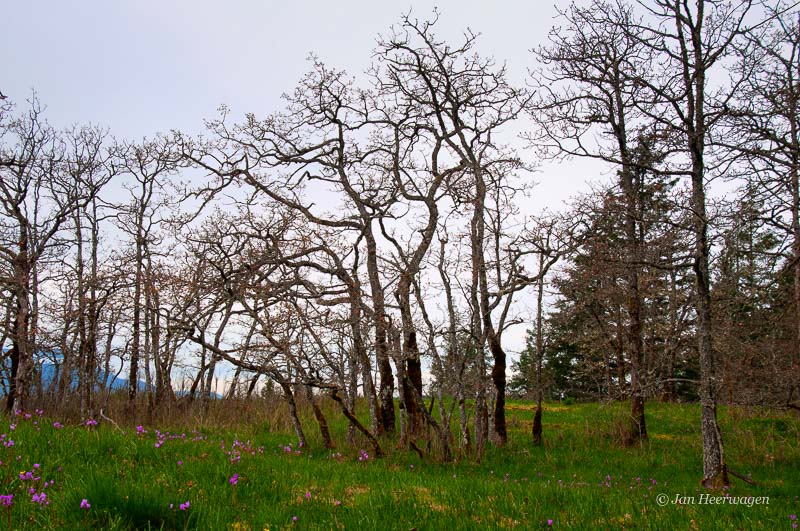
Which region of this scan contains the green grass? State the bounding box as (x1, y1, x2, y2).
(0, 400, 798, 529)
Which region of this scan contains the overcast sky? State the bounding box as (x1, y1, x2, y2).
(1, 1, 606, 204)
(2, 1, 553, 134)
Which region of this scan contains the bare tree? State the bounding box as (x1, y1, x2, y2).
(179, 62, 394, 436)
(631, 0, 757, 486)
(530, 0, 659, 443)
(63, 125, 116, 418)
(518, 213, 577, 444)
(115, 136, 178, 413)
(0, 98, 108, 412)
(373, 12, 527, 448)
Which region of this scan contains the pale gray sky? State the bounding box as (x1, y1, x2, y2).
(2, 1, 602, 205)
(2, 1, 561, 139)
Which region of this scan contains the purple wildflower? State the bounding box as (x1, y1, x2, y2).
(179, 501, 190, 511)
(31, 492, 48, 507)
(229, 473, 239, 486)
(80, 499, 90, 510)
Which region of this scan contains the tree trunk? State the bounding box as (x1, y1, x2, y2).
(348, 278, 379, 436)
(129, 233, 143, 408)
(615, 306, 626, 400)
(306, 386, 334, 449)
(278, 379, 307, 448)
(489, 332, 507, 445)
(75, 210, 88, 418)
(85, 199, 101, 419)
(9, 229, 32, 413)
(688, 9, 727, 484)
(347, 349, 358, 446)
(403, 330, 425, 439)
(245, 374, 260, 400)
(693, 173, 728, 486)
(364, 228, 395, 435)
(532, 260, 545, 446)
(792, 154, 800, 405)
(473, 345, 489, 460)
(621, 168, 646, 443)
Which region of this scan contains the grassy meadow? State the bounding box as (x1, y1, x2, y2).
(0, 400, 797, 529)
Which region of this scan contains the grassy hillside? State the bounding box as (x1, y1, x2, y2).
(0, 401, 797, 529)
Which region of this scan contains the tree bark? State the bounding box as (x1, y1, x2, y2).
(306, 386, 334, 450)
(364, 228, 395, 436)
(9, 228, 32, 413)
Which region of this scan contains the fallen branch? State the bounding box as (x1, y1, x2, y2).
(99, 409, 125, 434)
(728, 468, 757, 486)
(328, 389, 384, 458)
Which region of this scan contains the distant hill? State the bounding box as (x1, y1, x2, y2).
(5, 361, 221, 400)
(38, 362, 147, 393)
